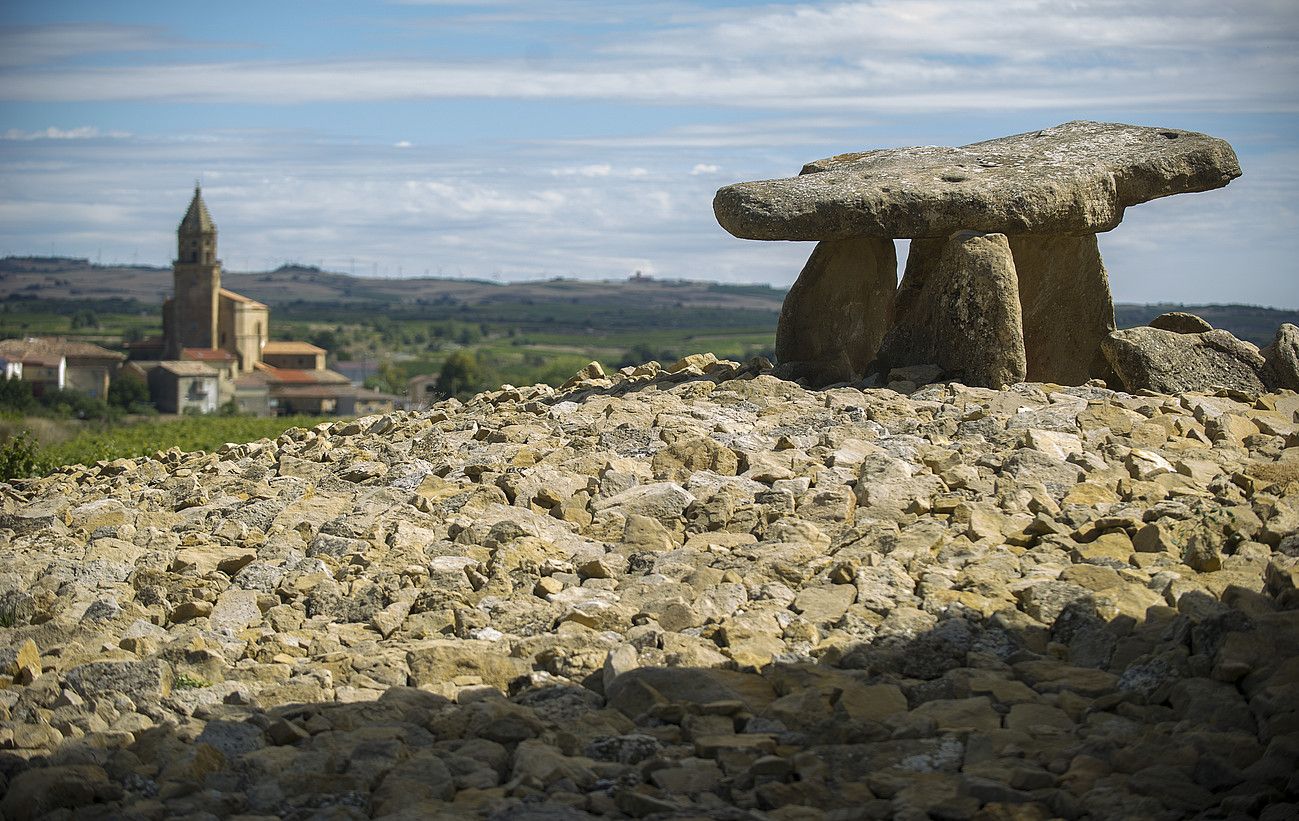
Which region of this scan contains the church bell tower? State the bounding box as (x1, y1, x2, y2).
(168, 185, 221, 355)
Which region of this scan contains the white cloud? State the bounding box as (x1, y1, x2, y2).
(689, 163, 719, 175)
(0, 24, 170, 67)
(394, 140, 413, 148)
(2, 126, 131, 141)
(3, 1, 1295, 113)
(550, 163, 612, 177)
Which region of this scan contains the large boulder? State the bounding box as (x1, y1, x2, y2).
(774, 237, 896, 385)
(1262, 323, 1299, 391)
(714, 121, 1240, 241)
(1101, 327, 1269, 394)
(876, 231, 1026, 388)
(1149, 311, 1214, 334)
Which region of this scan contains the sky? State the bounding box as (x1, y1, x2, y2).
(0, 0, 1296, 308)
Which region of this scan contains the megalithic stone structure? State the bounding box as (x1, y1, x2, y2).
(713, 121, 1241, 388)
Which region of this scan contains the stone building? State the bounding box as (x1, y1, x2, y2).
(162, 186, 268, 371)
(148, 361, 220, 415)
(0, 338, 124, 398)
(147, 185, 359, 415)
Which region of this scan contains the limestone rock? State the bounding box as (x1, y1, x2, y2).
(1102, 327, 1268, 394)
(1262, 323, 1299, 391)
(1149, 311, 1214, 334)
(714, 121, 1240, 240)
(1, 765, 122, 821)
(773, 237, 897, 385)
(1007, 234, 1115, 383)
(64, 659, 172, 702)
(876, 231, 1026, 388)
(407, 640, 527, 691)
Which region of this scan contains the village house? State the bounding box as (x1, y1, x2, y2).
(0, 337, 125, 399)
(148, 360, 220, 414)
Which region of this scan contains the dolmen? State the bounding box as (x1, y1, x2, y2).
(713, 121, 1241, 388)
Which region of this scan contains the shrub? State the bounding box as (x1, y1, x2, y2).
(0, 431, 47, 481)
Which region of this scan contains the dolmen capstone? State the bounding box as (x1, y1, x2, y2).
(713, 121, 1241, 388)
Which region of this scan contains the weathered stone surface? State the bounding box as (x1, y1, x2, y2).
(714, 121, 1240, 240)
(4, 352, 1299, 820)
(1007, 234, 1115, 383)
(407, 640, 527, 691)
(64, 659, 172, 702)
(1262, 322, 1299, 391)
(1149, 311, 1214, 334)
(877, 231, 1026, 387)
(1, 765, 121, 821)
(774, 237, 897, 385)
(1102, 327, 1269, 394)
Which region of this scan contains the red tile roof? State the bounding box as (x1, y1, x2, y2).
(181, 347, 236, 362)
(255, 366, 351, 385)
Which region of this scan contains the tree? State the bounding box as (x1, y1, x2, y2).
(0, 376, 35, 413)
(108, 374, 152, 412)
(70, 310, 100, 330)
(435, 351, 481, 400)
(363, 360, 406, 395)
(310, 329, 339, 352)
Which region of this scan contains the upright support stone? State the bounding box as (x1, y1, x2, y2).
(877, 232, 1026, 388)
(1007, 234, 1115, 384)
(774, 238, 896, 386)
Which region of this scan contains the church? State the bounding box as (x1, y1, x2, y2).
(128, 186, 396, 416)
(163, 185, 270, 371)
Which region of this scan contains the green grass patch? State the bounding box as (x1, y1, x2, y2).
(3, 414, 331, 479)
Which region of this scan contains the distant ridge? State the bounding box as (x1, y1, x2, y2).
(1, 256, 1294, 346)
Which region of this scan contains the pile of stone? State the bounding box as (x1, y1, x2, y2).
(714, 121, 1248, 390)
(1, 355, 1297, 820)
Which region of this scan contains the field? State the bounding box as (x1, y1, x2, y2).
(0, 414, 329, 480)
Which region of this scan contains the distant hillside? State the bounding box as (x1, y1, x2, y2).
(2, 256, 1294, 345)
(0, 257, 783, 315)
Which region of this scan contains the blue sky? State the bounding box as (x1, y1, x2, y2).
(1, 0, 1296, 307)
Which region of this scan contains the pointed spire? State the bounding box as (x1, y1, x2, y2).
(179, 184, 216, 235)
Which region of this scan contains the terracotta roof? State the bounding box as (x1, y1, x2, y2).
(181, 347, 236, 362)
(0, 337, 125, 362)
(262, 340, 325, 355)
(271, 384, 355, 399)
(156, 361, 218, 377)
(218, 288, 267, 308)
(179, 186, 216, 235)
(256, 366, 352, 385)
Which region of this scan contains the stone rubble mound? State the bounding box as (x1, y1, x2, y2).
(2, 353, 1298, 820)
